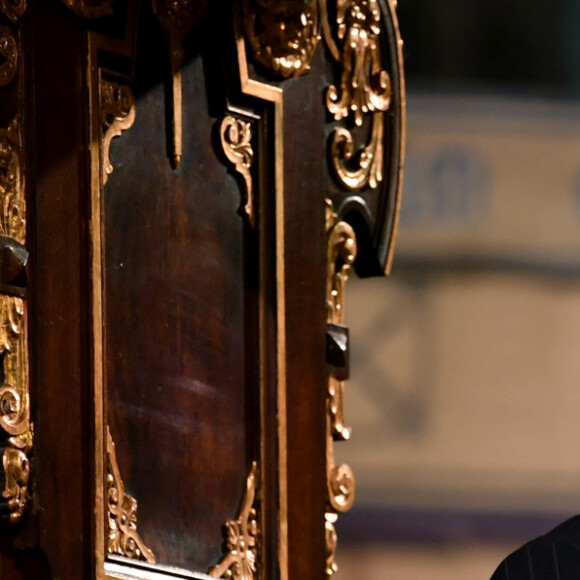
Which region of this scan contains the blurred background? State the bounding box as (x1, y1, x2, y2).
(335, 1, 580, 578)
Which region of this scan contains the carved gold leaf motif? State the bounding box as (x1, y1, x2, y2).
(0, 116, 30, 525)
(325, 0, 392, 190)
(325, 199, 357, 577)
(0, 0, 26, 23)
(100, 80, 136, 186)
(209, 462, 259, 580)
(107, 427, 156, 563)
(242, 0, 321, 78)
(220, 115, 255, 227)
(0, 26, 18, 87)
(60, 0, 113, 19)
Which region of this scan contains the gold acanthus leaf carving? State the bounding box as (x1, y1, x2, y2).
(100, 81, 136, 186)
(325, 199, 357, 578)
(107, 427, 156, 563)
(0, 26, 18, 87)
(325, 0, 392, 190)
(220, 116, 255, 227)
(1, 428, 32, 524)
(209, 462, 259, 580)
(0, 0, 26, 22)
(242, 0, 321, 78)
(60, 0, 113, 19)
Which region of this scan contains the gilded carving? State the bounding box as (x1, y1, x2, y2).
(242, 0, 321, 78)
(209, 462, 259, 580)
(220, 116, 254, 226)
(325, 199, 357, 577)
(152, 0, 205, 169)
(100, 80, 136, 185)
(0, 26, 18, 87)
(107, 427, 156, 563)
(60, 0, 113, 19)
(0, 0, 26, 23)
(0, 116, 30, 525)
(324, 0, 392, 190)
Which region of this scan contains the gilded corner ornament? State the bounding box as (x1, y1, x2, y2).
(0, 0, 26, 23)
(325, 199, 357, 577)
(242, 0, 321, 78)
(0, 116, 31, 525)
(107, 427, 156, 563)
(60, 0, 113, 19)
(324, 0, 393, 190)
(100, 80, 136, 186)
(220, 115, 255, 226)
(209, 462, 259, 580)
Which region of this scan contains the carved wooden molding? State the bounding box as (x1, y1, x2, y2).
(220, 115, 255, 227)
(0, 26, 18, 87)
(100, 80, 136, 186)
(324, 199, 357, 577)
(209, 462, 259, 580)
(107, 427, 156, 563)
(0, 0, 26, 22)
(61, 0, 113, 19)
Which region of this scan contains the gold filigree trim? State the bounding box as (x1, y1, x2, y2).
(100, 80, 136, 186)
(61, 0, 113, 19)
(242, 0, 321, 78)
(0, 0, 26, 23)
(0, 26, 18, 87)
(0, 116, 31, 525)
(107, 427, 156, 563)
(325, 0, 392, 190)
(325, 199, 357, 577)
(220, 116, 255, 227)
(209, 462, 259, 580)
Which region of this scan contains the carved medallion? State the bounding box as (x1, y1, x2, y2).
(100, 80, 136, 185)
(209, 462, 259, 580)
(0, 116, 30, 525)
(0, 26, 18, 87)
(324, 199, 357, 577)
(0, 0, 26, 23)
(242, 0, 321, 78)
(107, 428, 156, 563)
(220, 115, 254, 226)
(324, 0, 393, 190)
(60, 0, 113, 19)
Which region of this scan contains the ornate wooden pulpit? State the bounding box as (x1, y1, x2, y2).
(0, 0, 405, 578)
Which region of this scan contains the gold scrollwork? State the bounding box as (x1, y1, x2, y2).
(100, 80, 136, 186)
(107, 427, 156, 563)
(0, 0, 26, 23)
(242, 0, 321, 78)
(324, 0, 393, 190)
(325, 199, 357, 577)
(0, 116, 30, 525)
(0, 26, 18, 87)
(209, 462, 259, 580)
(60, 0, 113, 19)
(220, 115, 254, 226)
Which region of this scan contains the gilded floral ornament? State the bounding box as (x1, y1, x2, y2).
(220, 116, 254, 226)
(100, 80, 136, 185)
(324, 199, 357, 577)
(325, 0, 392, 190)
(209, 462, 259, 580)
(60, 0, 113, 19)
(107, 428, 156, 563)
(0, 26, 18, 87)
(0, 0, 26, 23)
(242, 0, 321, 78)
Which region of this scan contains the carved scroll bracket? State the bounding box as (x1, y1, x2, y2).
(220, 115, 255, 227)
(324, 0, 393, 190)
(0, 116, 31, 525)
(209, 462, 259, 580)
(100, 80, 136, 186)
(107, 427, 156, 563)
(0, 0, 26, 23)
(325, 199, 357, 577)
(0, 26, 18, 87)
